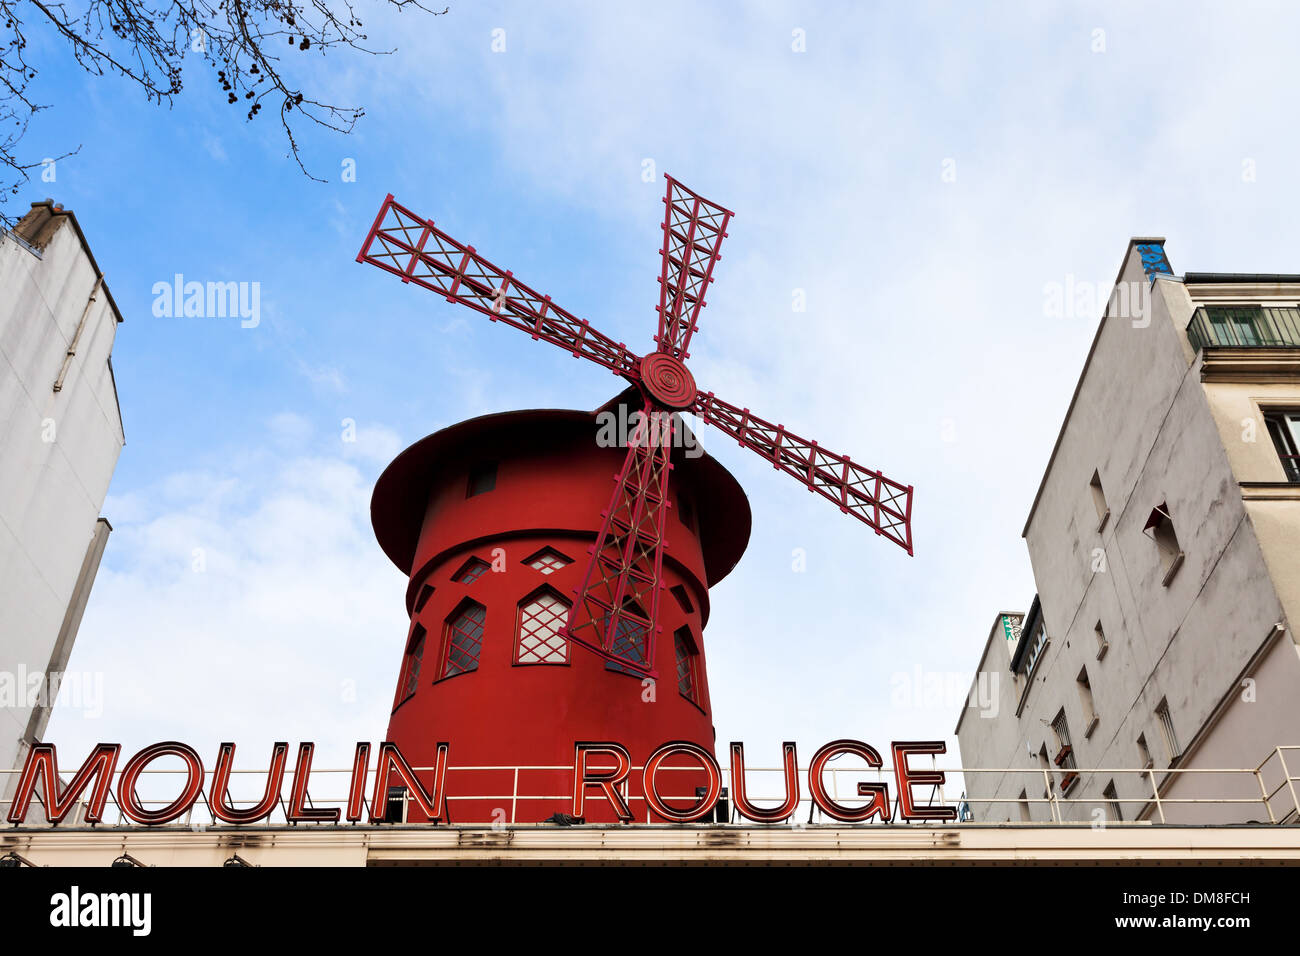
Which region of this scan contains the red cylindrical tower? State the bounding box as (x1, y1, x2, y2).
(372, 391, 750, 824)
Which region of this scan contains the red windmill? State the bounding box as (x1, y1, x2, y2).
(357, 177, 913, 681)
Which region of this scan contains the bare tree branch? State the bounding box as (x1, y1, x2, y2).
(0, 0, 447, 221)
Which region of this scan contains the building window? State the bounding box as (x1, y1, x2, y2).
(1024, 619, 1048, 675)
(466, 461, 497, 498)
(452, 557, 491, 585)
(1155, 698, 1181, 764)
(1088, 470, 1110, 530)
(669, 584, 694, 614)
(1077, 667, 1098, 738)
(383, 786, 407, 823)
(1205, 305, 1266, 347)
(1051, 709, 1078, 793)
(1094, 620, 1109, 660)
(398, 625, 426, 702)
(1142, 502, 1184, 585)
(517, 590, 570, 664)
(1136, 734, 1153, 775)
(1102, 781, 1122, 822)
(441, 601, 486, 678)
(1264, 410, 1300, 482)
(1037, 746, 1053, 798)
(674, 627, 700, 704)
(677, 494, 695, 531)
(604, 605, 650, 676)
(1017, 788, 1032, 823)
(414, 583, 435, 614)
(523, 548, 572, 575)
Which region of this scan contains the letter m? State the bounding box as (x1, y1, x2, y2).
(6, 743, 121, 824)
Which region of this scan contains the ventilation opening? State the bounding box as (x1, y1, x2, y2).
(467, 461, 498, 498)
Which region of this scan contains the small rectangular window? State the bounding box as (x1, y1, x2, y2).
(1143, 502, 1184, 585)
(467, 461, 498, 498)
(1017, 788, 1032, 822)
(1088, 470, 1110, 530)
(1264, 410, 1300, 482)
(414, 584, 435, 614)
(674, 627, 699, 704)
(1051, 710, 1078, 793)
(1137, 734, 1153, 775)
(1156, 698, 1181, 764)
(669, 584, 694, 614)
(1077, 667, 1098, 738)
(1094, 620, 1109, 660)
(1102, 781, 1122, 822)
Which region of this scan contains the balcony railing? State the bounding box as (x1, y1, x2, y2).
(1187, 305, 1300, 351)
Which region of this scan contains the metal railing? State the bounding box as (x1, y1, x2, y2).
(3, 746, 1297, 828)
(1187, 305, 1300, 351)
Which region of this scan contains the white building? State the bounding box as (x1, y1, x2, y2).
(957, 238, 1300, 825)
(0, 201, 125, 783)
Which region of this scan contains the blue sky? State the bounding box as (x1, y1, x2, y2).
(33, 1, 1300, 797)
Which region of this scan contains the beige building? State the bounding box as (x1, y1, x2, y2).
(0, 202, 124, 786)
(957, 239, 1300, 825)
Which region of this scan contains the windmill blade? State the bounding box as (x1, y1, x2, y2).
(358, 195, 640, 377)
(564, 399, 676, 678)
(692, 391, 914, 555)
(655, 177, 733, 360)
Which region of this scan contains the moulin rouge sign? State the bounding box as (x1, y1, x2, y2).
(7, 739, 957, 827)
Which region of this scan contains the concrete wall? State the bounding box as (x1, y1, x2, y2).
(958, 242, 1300, 824)
(0, 207, 124, 777)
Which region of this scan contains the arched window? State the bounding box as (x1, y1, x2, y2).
(441, 600, 486, 678)
(516, 589, 570, 664)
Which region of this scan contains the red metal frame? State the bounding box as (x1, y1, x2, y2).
(356, 175, 915, 677)
(566, 397, 674, 676)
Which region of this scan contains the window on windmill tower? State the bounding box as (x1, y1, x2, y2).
(516, 589, 570, 664)
(466, 461, 498, 498)
(1142, 502, 1184, 585)
(523, 547, 572, 576)
(399, 625, 426, 702)
(452, 557, 491, 585)
(676, 494, 695, 531)
(441, 601, 486, 678)
(674, 627, 700, 704)
(604, 605, 650, 676)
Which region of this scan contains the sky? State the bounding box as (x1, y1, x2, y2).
(26, 0, 1300, 806)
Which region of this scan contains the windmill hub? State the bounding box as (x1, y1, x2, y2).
(639, 352, 696, 410)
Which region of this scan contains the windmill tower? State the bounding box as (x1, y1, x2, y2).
(358, 178, 913, 823)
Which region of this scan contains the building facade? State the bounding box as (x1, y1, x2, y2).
(0, 201, 124, 784)
(957, 239, 1300, 825)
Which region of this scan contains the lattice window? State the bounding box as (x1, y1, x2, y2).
(442, 602, 486, 677)
(605, 608, 649, 676)
(400, 625, 426, 700)
(453, 557, 490, 585)
(517, 591, 570, 664)
(674, 627, 698, 703)
(524, 548, 572, 576)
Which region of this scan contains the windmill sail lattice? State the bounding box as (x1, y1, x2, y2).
(358, 176, 913, 678)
